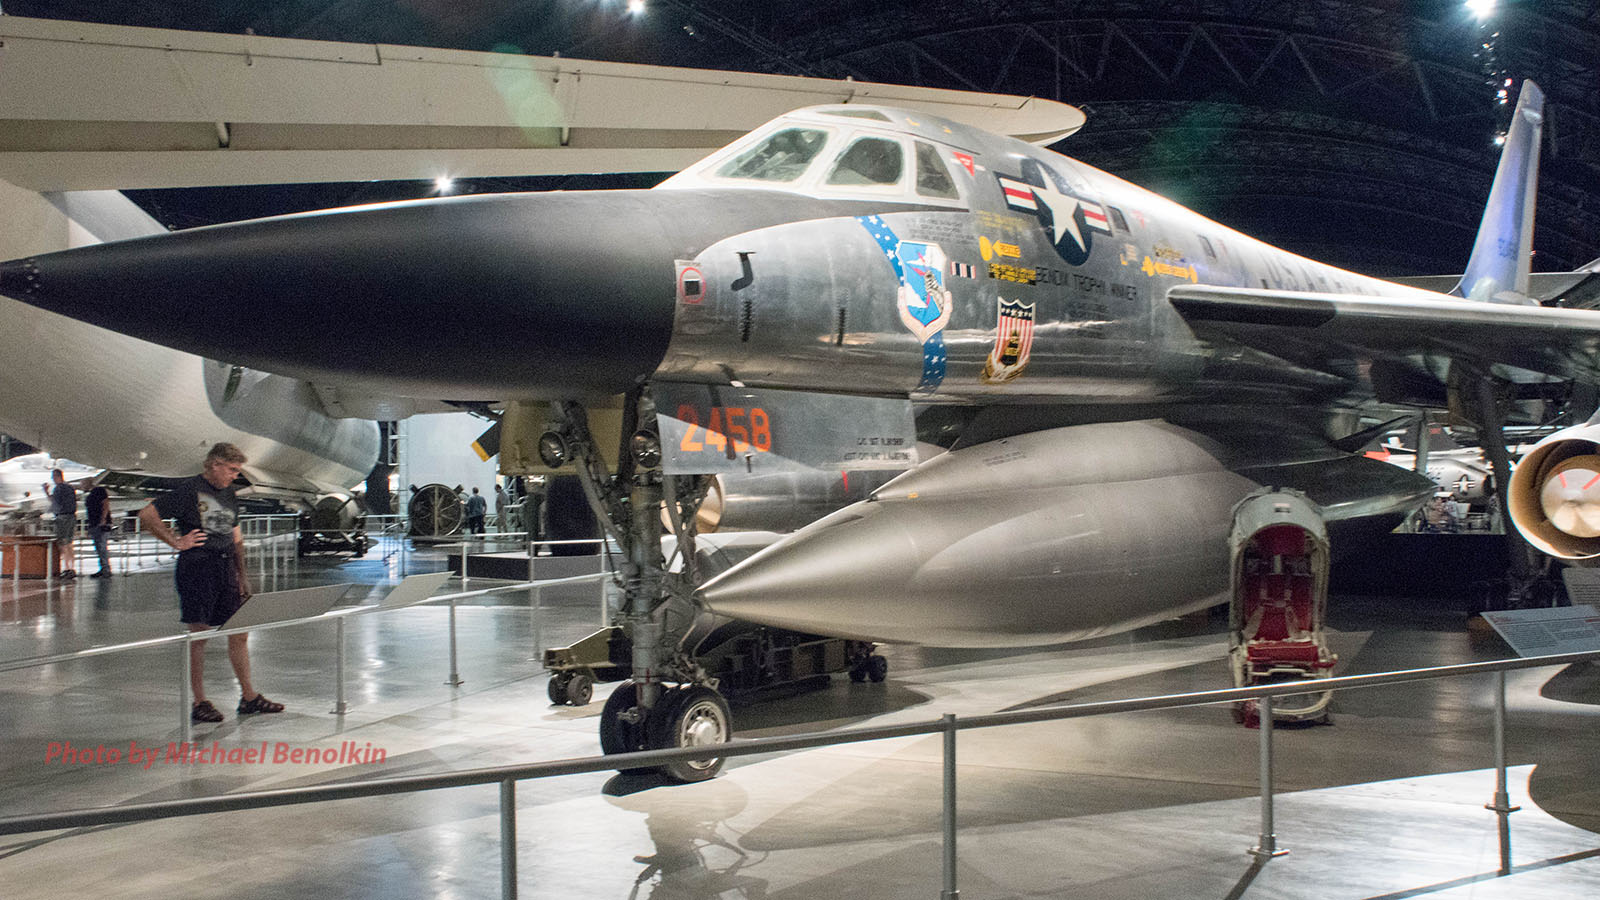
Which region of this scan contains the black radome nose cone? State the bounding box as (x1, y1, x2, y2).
(1, 191, 685, 399)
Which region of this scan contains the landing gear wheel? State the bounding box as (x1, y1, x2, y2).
(564, 673, 594, 706)
(599, 682, 652, 774)
(866, 654, 889, 683)
(648, 685, 732, 783)
(848, 665, 867, 683)
(547, 672, 572, 706)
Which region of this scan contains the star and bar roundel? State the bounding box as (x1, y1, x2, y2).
(995, 167, 1113, 266)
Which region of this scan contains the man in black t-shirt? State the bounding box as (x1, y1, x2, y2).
(85, 484, 113, 577)
(138, 442, 285, 724)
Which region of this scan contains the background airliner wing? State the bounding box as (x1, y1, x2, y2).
(1168, 284, 1600, 381)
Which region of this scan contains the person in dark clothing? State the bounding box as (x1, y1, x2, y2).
(138, 442, 284, 723)
(85, 483, 113, 577)
(495, 483, 511, 533)
(48, 468, 77, 578)
(465, 486, 487, 535)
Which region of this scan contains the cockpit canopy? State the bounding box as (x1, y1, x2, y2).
(657, 106, 969, 207)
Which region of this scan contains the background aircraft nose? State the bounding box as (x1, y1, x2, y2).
(0, 191, 680, 399)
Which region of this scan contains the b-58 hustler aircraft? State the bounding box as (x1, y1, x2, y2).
(7, 80, 1600, 781)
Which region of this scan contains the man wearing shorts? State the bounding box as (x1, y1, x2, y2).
(139, 442, 285, 723)
(48, 468, 77, 578)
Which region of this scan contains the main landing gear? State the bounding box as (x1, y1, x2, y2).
(541, 396, 731, 782)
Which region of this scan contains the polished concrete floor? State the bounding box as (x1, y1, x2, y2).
(1, 535, 1597, 899)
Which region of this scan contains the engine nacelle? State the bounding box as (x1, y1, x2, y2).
(692, 470, 901, 534)
(1508, 422, 1600, 562)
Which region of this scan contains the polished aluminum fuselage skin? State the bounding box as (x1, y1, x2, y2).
(651, 107, 1442, 408)
(650, 107, 1438, 646)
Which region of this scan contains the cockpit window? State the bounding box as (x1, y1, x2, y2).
(825, 137, 904, 187)
(914, 142, 958, 199)
(715, 127, 830, 182)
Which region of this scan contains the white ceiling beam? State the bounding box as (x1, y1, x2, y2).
(0, 16, 1084, 190)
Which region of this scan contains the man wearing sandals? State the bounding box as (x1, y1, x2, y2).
(139, 442, 285, 723)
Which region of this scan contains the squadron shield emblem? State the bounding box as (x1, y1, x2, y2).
(894, 241, 954, 343)
(859, 215, 951, 391)
(981, 298, 1035, 384)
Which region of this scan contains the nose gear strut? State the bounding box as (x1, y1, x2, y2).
(552, 396, 730, 782)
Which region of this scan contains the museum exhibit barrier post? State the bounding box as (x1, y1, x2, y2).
(332, 616, 349, 716)
(528, 541, 542, 662)
(1250, 694, 1287, 860)
(447, 542, 465, 686)
(1487, 670, 1519, 875)
(941, 712, 959, 900)
(179, 631, 193, 744)
(45, 538, 53, 583)
(501, 778, 518, 900)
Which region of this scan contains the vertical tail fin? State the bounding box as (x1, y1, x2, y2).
(1455, 80, 1544, 302)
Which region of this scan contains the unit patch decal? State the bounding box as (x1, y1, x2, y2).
(858, 215, 950, 391)
(995, 164, 1113, 266)
(981, 298, 1035, 384)
(1140, 244, 1198, 282)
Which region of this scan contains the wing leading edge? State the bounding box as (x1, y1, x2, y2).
(1168, 284, 1600, 382)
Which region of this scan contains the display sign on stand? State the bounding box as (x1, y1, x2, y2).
(377, 571, 454, 609)
(219, 583, 355, 631)
(1482, 599, 1600, 658)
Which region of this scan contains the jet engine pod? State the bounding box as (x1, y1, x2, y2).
(1508, 422, 1600, 562)
(678, 470, 904, 535)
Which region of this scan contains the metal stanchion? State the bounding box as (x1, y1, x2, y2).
(180, 632, 193, 743)
(501, 778, 518, 900)
(446, 544, 464, 686)
(941, 712, 959, 900)
(528, 543, 542, 662)
(1249, 695, 1288, 860)
(1486, 670, 1520, 875)
(127, 514, 139, 575)
(332, 616, 349, 715)
(45, 539, 53, 585)
(446, 594, 464, 686)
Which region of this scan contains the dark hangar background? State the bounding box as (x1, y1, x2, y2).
(7, 0, 1599, 278)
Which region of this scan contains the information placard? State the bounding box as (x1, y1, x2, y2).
(1480, 603, 1600, 657)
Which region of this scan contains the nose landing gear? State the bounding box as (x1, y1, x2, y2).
(551, 397, 732, 782)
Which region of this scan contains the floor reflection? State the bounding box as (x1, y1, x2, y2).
(605, 775, 770, 899)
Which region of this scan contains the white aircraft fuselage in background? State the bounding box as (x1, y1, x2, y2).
(0, 184, 377, 499)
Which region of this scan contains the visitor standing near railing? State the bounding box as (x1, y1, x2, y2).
(48, 467, 78, 578)
(137, 442, 285, 724)
(85, 483, 113, 577)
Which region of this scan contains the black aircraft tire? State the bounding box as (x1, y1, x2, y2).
(647, 685, 731, 783)
(866, 654, 889, 683)
(547, 672, 572, 706)
(566, 673, 594, 706)
(599, 682, 654, 775)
